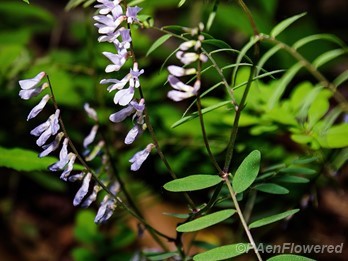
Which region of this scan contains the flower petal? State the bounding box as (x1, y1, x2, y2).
(27, 94, 51, 121)
(73, 173, 92, 206)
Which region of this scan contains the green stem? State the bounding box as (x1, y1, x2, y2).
(224, 176, 262, 261)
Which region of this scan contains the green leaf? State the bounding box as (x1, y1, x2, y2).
(146, 34, 172, 56)
(316, 123, 348, 148)
(193, 243, 250, 261)
(274, 175, 309, 184)
(22, 0, 30, 4)
(162, 212, 190, 219)
(279, 167, 316, 175)
(203, 39, 232, 49)
(293, 34, 345, 50)
(232, 150, 261, 193)
(163, 174, 222, 192)
(171, 101, 231, 128)
(145, 251, 179, 261)
(313, 49, 346, 68)
(334, 70, 348, 87)
(267, 254, 315, 261)
(270, 12, 307, 38)
(254, 183, 289, 194)
(257, 45, 282, 75)
(0, 147, 57, 172)
(249, 209, 299, 229)
(292, 156, 317, 165)
(177, 209, 236, 232)
(25, 171, 66, 192)
(267, 62, 303, 110)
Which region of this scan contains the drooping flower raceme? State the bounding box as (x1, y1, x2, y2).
(95, 0, 152, 171)
(167, 25, 208, 102)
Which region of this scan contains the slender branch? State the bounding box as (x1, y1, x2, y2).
(224, 175, 263, 261)
(46, 76, 173, 249)
(259, 35, 348, 112)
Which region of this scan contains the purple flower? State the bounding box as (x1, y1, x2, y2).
(39, 132, 64, 158)
(19, 72, 48, 100)
(60, 153, 76, 181)
(103, 49, 128, 73)
(30, 109, 60, 146)
(94, 0, 122, 15)
(84, 103, 98, 121)
(81, 184, 102, 208)
(167, 65, 196, 77)
(126, 6, 142, 23)
(109, 99, 145, 123)
(124, 124, 142, 145)
(49, 138, 69, 171)
(167, 76, 200, 101)
(73, 173, 92, 206)
(83, 125, 99, 148)
(129, 143, 155, 171)
(113, 86, 135, 106)
(94, 181, 120, 224)
(27, 94, 51, 121)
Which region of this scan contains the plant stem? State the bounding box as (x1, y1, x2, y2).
(224, 176, 262, 261)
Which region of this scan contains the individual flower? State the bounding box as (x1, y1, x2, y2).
(94, 181, 120, 224)
(19, 72, 48, 100)
(39, 132, 64, 158)
(60, 153, 76, 181)
(85, 140, 105, 162)
(49, 138, 70, 171)
(94, 0, 122, 15)
(27, 94, 51, 121)
(84, 103, 98, 122)
(83, 125, 99, 148)
(30, 109, 60, 146)
(167, 76, 200, 102)
(81, 184, 102, 208)
(124, 124, 143, 145)
(73, 173, 92, 206)
(129, 143, 155, 171)
(109, 99, 145, 123)
(103, 49, 128, 73)
(167, 65, 196, 77)
(126, 6, 142, 23)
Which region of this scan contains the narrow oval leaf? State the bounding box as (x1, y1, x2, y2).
(249, 209, 299, 229)
(193, 243, 249, 261)
(254, 183, 289, 194)
(203, 39, 232, 49)
(146, 251, 179, 261)
(313, 49, 346, 69)
(279, 167, 316, 175)
(270, 12, 307, 37)
(146, 34, 172, 57)
(293, 33, 345, 50)
(267, 254, 315, 261)
(232, 150, 261, 194)
(177, 209, 236, 232)
(163, 174, 222, 192)
(274, 175, 309, 184)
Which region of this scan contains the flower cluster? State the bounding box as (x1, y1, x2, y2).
(19, 72, 120, 224)
(94, 0, 153, 171)
(167, 24, 207, 101)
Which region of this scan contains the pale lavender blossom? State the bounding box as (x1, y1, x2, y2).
(129, 143, 155, 171)
(179, 40, 196, 51)
(39, 132, 64, 158)
(60, 153, 76, 181)
(176, 51, 199, 65)
(81, 184, 102, 208)
(83, 125, 99, 148)
(93, 10, 125, 35)
(125, 125, 142, 145)
(27, 94, 51, 121)
(49, 138, 69, 171)
(30, 109, 60, 146)
(94, 181, 120, 224)
(126, 6, 142, 23)
(167, 79, 201, 101)
(109, 99, 145, 123)
(113, 86, 135, 106)
(19, 71, 48, 100)
(68, 172, 85, 182)
(73, 173, 92, 206)
(84, 103, 98, 121)
(94, 0, 122, 15)
(167, 65, 196, 77)
(103, 49, 128, 72)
